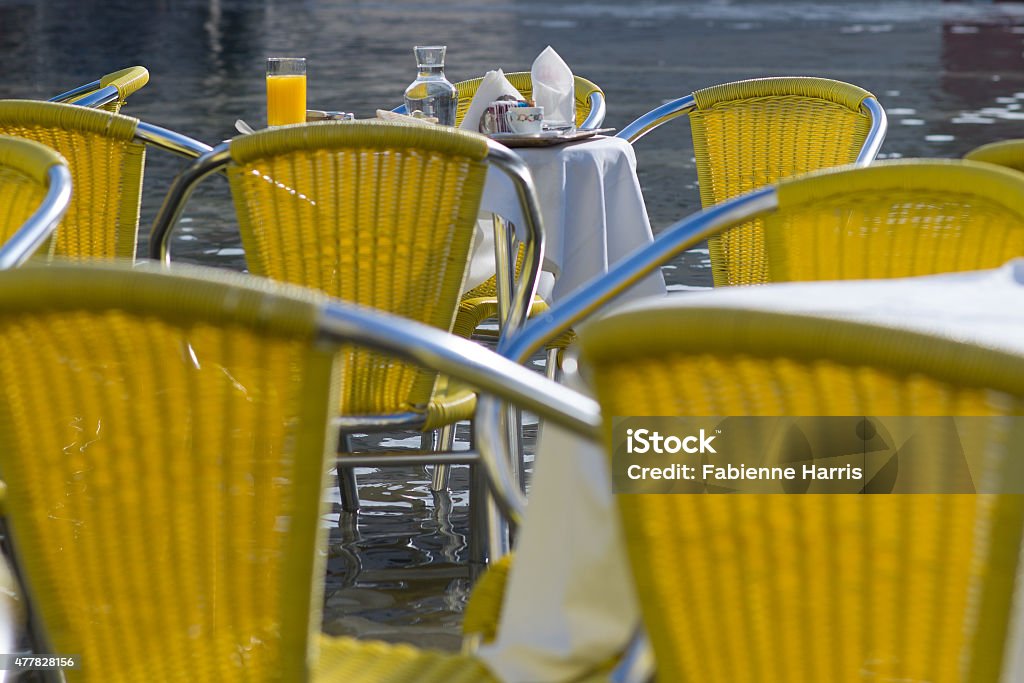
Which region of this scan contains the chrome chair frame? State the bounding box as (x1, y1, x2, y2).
(0, 261, 601, 682)
(316, 298, 599, 437)
(49, 79, 120, 109)
(133, 121, 213, 159)
(393, 91, 607, 130)
(48, 66, 149, 113)
(616, 91, 887, 163)
(150, 135, 545, 391)
(0, 158, 71, 271)
(149, 129, 546, 567)
(475, 183, 777, 527)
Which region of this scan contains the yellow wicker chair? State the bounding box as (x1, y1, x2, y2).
(48, 66, 150, 114)
(149, 121, 545, 535)
(0, 261, 593, 683)
(575, 301, 1024, 682)
(618, 76, 887, 286)
(474, 158, 1024, 648)
(965, 138, 1024, 172)
(505, 158, 1024, 373)
(0, 135, 71, 268)
(0, 100, 211, 261)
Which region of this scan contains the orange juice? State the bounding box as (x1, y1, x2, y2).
(266, 74, 307, 126)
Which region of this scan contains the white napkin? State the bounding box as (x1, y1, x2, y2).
(376, 109, 436, 125)
(459, 69, 524, 132)
(531, 46, 575, 129)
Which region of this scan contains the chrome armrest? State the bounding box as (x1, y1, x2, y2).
(0, 164, 72, 270)
(498, 186, 777, 363)
(149, 143, 232, 263)
(856, 97, 888, 165)
(616, 94, 696, 145)
(319, 301, 602, 529)
(47, 79, 102, 104)
(135, 121, 215, 160)
(581, 90, 607, 130)
(484, 141, 546, 338)
(65, 85, 120, 109)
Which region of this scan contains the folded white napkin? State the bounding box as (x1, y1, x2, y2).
(459, 69, 524, 132)
(531, 46, 575, 129)
(376, 109, 436, 125)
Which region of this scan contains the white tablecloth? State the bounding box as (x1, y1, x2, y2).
(470, 135, 666, 304)
(478, 259, 1024, 682)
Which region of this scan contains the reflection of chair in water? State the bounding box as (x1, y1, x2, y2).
(0, 262, 593, 683)
(0, 135, 71, 268)
(0, 101, 211, 260)
(618, 76, 887, 285)
(574, 300, 1024, 681)
(149, 121, 545, 567)
(47, 66, 150, 114)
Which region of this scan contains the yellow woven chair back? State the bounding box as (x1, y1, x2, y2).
(453, 72, 601, 129)
(761, 159, 1024, 281)
(66, 66, 150, 114)
(0, 135, 64, 251)
(688, 77, 876, 285)
(965, 138, 1024, 173)
(0, 263, 338, 683)
(579, 305, 1024, 683)
(226, 121, 488, 419)
(0, 100, 144, 260)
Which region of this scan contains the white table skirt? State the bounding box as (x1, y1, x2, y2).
(470, 135, 666, 304)
(479, 259, 1024, 682)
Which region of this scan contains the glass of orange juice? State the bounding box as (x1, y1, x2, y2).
(266, 57, 307, 127)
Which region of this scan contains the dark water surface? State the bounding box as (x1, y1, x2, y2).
(3, 0, 1024, 650)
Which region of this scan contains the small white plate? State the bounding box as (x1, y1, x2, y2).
(488, 127, 616, 147)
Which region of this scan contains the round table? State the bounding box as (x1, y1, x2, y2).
(470, 135, 666, 304)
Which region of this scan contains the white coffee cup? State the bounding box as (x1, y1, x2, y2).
(505, 106, 544, 134)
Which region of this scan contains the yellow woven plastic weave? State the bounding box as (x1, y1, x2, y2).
(68, 66, 150, 114)
(455, 235, 574, 350)
(0, 100, 144, 260)
(760, 159, 1024, 281)
(964, 139, 1024, 173)
(226, 121, 488, 428)
(0, 263, 342, 682)
(580, 306, 1024, 683)
(0, 135, 65, 254)
(688, 77, 875, 285)
(454, 72, 602, 129)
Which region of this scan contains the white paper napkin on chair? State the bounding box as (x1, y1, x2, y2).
(460, 69, 524, 132)
(531, 46, 575, 129)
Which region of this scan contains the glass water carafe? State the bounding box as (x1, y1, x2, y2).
(403, 45, 457, 126)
